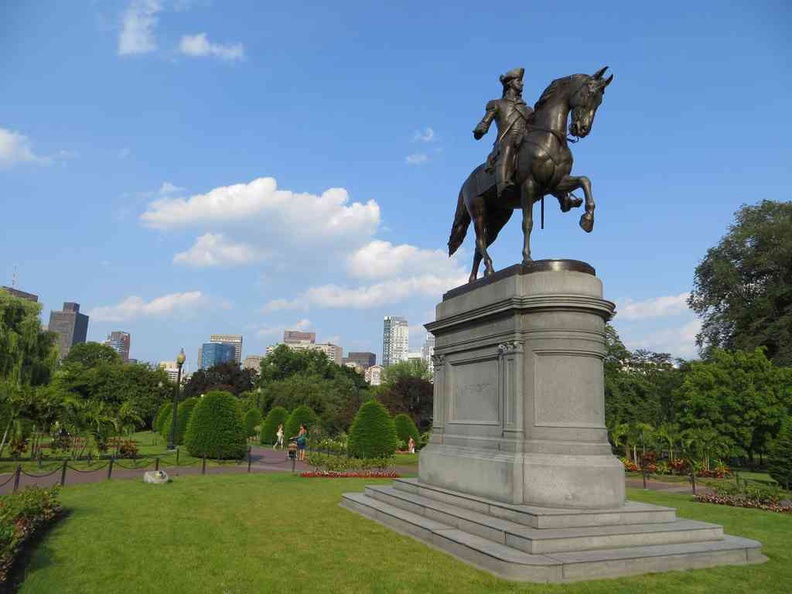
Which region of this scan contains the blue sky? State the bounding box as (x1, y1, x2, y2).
(1, 0, 790, 368)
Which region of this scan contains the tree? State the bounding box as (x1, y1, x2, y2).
(243, 408, 262, 439)
(348, 400, 398, 458)
(382, 359, 432, 386)
(260, 406, 289, 446)
(63, 342, 120, 368)
(675, 348, 789, 461)
(393, 413, 420, 449)
(154, 402, 172, 435)
(378, 377, 433, 431)
(183, 362, 255, 398)
(184, 391, 247, 459)
(689, 200, 792, 366)
(284, 405, 319, 441)
(768, 422, 792, 490)
(161, 397, 198, 445)
(0, 290, 58, 388)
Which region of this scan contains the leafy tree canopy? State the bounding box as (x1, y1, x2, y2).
(378, 376, 433, 432)
(0, 290, 58, 387)
(258, 345, 367, 388)
(382, 359, 432, 386)
(183, 362, 255, 398)
(689, 200, 792, 366)
(62, 342, 120, 368)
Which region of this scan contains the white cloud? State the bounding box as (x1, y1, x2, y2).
(141, 177, 380, 251)
(412, 127, 435, 143)
(173, 233, 267, 267)
(0, 128, 49, 168)
(622, 319, 701, 360)
(405, 153, 428, 165)
(256, 318, 312, 339)
(347, 240, 460, 280)
(118, 0, 161, 56)
(159, 181, 185, 195)
(179, 33, 244, 61)
(89, 291, 208, 322)
(262, 298, 304, 313)
(617, 293, 691, 320)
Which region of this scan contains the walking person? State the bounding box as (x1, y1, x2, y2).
(275, 423, 284, 450)
(295, 424, 308, 462)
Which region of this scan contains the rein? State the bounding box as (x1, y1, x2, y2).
(526, 124, 580, 145)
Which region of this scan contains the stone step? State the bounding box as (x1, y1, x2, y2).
(366, 485, 722, 554)
(393, 478, 676, 528)
(340, 491, 766, 583)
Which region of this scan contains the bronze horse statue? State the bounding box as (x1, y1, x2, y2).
(448, 67, 613, 282)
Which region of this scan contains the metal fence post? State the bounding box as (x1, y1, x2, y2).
(176, 448, 180, 465)
(247, 447, 252, 473)
(201, 456, 206, 475)
(107, 458, 114, 480)
(60, 460, 68, 486)
(155, 457, 160, 471)
(12, 465, 21, 493)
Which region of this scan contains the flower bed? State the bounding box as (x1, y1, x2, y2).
(300, 471, 400, 478)
(0, 486, 63, 584)
(694, 481, 791, 514)
(694, 492, 791, 513)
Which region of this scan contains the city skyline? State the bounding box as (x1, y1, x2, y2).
(2, 2, 789, 366)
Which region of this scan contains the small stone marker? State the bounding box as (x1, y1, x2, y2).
(143, 470, 170, 484)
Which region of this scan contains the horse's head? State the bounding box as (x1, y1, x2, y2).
(568, 67, 613, 138)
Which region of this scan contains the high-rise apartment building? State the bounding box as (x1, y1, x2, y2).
(343, 352, 376, 370)
(48, 302, 89, 360)
(209, 334, 243, 364)
(104, 331, 131, 363)
(283, 330, 316, 345)
(382, 316, 409, 367)
(422, 335, 436, 375)
(200, 342, 236, 369)
(1, 286, 38, 302)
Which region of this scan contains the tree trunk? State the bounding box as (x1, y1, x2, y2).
(0, 416, 14, 457)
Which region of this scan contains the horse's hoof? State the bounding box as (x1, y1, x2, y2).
(560, 195, 583, 212)
(468, 276, 477, 284)
(579, 214, 594, 233)
(483, 267, 495, 277)
(521, 257, 533, 266)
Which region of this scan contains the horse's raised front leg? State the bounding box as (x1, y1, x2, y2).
(470, 198, 494, 278)
(520, 182, 537, 265)
(555, 175, 595, 232)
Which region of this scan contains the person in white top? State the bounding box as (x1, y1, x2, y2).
(275, 424, 284, 449)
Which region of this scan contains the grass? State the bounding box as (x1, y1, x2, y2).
(16, 474, 790, 594)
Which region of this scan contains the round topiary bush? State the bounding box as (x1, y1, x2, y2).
(393, 413, 420, 450)
(260, 406, 289, 445)
(161, 398, 198, 446)
(348, 400, 398, 458)
(284, 405, 318, 442)
(768, 423, 792, 490)
(243, 408, 263, 439)
(184, 391, 247, 459)
(154, 402, 172, 435)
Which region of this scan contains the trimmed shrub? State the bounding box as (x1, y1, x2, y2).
(769, 423, 792, 490)
(260, 406, 289, 445)
(243, 408, 263, 439)
(393, 414, 420, 449)
(161, 398, 198, 446)
(184, 391, 247, 459)
(285, 405, 318, 441)
(348, 400, 398, 458)
(154, 402, 172, 435)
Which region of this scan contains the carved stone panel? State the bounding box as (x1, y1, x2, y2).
(450, 358, 500, 424)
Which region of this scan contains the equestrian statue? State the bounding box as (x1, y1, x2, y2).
(449, 66, 613, 282)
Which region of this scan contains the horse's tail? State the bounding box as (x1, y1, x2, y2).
(448, 186, 470, 256)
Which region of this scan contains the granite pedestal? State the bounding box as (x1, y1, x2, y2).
(342, 261, 765, 582)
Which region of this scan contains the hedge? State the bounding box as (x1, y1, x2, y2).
(243, 408, 263, 439)
(154, 402, 172, 435)
(348, 400, 398, 458)
(393, 414, 420, 449)
(161, 397, 198, 446)
(260, 406, 289, 445)
(285, 405, 318, 442)
(769, 423, 792, 490)
(184, 391, 247, 459)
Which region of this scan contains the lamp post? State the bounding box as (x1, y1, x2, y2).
(169, 348, 186, 450)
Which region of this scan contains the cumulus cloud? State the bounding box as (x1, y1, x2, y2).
(118, 0, 161, 56)
(179, 33, 244, 60)
(0, 128, 49, 168)
(141, 177, 380, 252)
(261, 298, 304, 313)
(617, 293, 691, 320)
(256, 318, 312, 338)
(412, 127, 435, 143)
(173, 233, 267, 267)
(405, 153, 428, 165)
(159, 181, 185, 195)
(622, 319, 702, 360)
(89, 291, 209, 322)
(347, 240, 461, 280)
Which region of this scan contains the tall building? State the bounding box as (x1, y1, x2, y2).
(1, 286, 38, 302)
(48, 302, 89, 360)
(344, 352, 376, 370)
(382, 316, 409, 367)
(283, 330, 316, 345)
(159, 361, 186, 383)
(243, 354, 264, 373)
(365, 364, 383, 386)
(422, 335, 436, 375)
(104, 331, 131, 363)
(200, 342, 236, 369)
(313, 342, 343, 365)
(209, 334, 243, 364)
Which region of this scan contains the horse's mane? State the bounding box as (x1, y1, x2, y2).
(533, 74, 587, 112)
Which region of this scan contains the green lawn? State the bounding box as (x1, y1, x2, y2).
(17, 474, 789, 594)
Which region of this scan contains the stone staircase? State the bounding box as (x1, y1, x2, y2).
(341, 478, 765, 583)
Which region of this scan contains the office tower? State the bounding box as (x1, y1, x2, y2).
(283, 330, 316, 345)
(313, 342, 343, 365)
(209, 334, 243, 364)
(382, 316, 409, 367)
(1, 286, 38, 302)
(104, 331, 131, 363)
(422, 335, 436, 375)
(243, 355, 264, 373)
(200, 342, 236, 369)
(48, 302, 89, 360)
(343, 352, 376, 370)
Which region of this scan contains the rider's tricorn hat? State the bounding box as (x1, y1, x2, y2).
(499, 67, 525, 84)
